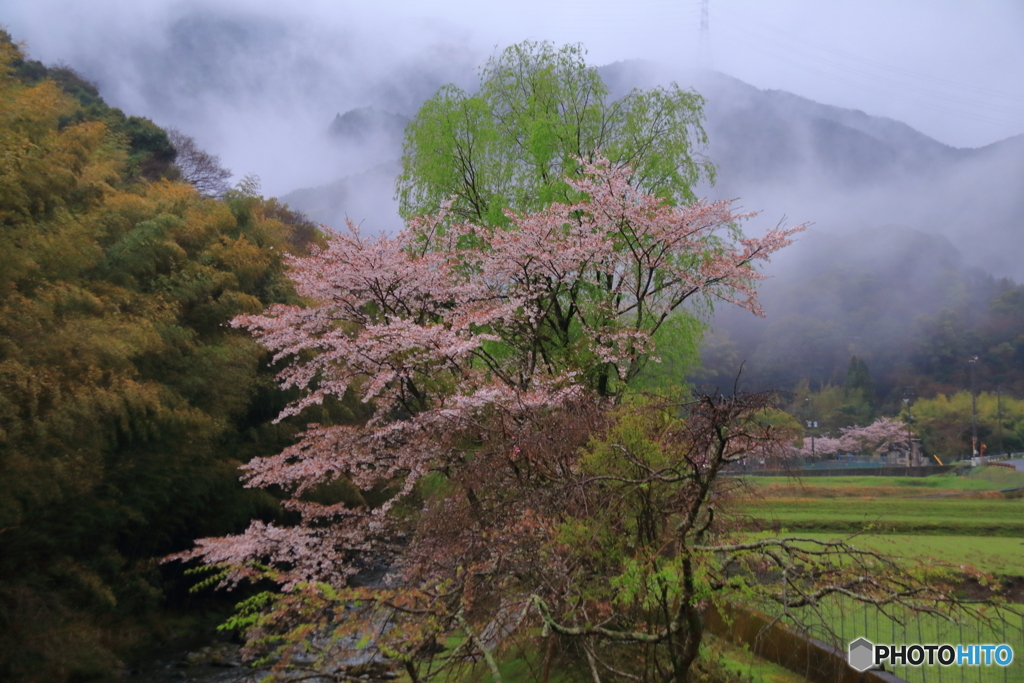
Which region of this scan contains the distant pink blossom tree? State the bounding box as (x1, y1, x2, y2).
(838, 416, 909, 456)
(794, 434, 845, 458)
(793, 417, 910, 458)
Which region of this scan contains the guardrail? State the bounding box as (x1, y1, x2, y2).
(727, 465, 959, 477)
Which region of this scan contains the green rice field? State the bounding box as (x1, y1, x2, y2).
(740, 531, 1024, 575)
(734, 467, 1024, 551)
(731, 466, 1024, 682)
(737, 497, 1024, 536)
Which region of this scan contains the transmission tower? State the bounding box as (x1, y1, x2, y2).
(698, 0, 713, 69)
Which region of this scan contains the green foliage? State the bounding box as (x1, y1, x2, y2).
(529, 396, 774, 680)
(0, 36, 346, 682)
(843, 355, 873, 405)
(525, 394, 962, 683)
(748, 407, 804, 447)
(629, 313, 706, 391)
(397, 40, 713, 226)
(218, 590, 277, 633)
(786, 379, 872, 434)
(912, 391, 1024, 459)
(398, 41, 725, 394)
(120, 115, 176, 179)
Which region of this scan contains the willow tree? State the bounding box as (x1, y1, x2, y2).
(397, 41, 721, 390)
(396, 41, 714, 227)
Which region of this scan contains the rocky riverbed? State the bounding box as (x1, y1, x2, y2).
(114, 640, 259, 683)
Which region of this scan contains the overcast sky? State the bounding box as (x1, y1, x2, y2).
(4, 0, 1023, 194)
(375, 0, 1024, 151)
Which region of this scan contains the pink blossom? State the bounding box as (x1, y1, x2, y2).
(174, 158, 804, 584)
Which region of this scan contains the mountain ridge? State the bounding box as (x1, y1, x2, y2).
(284, 62, 1022, 283)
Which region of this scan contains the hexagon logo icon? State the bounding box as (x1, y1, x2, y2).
(848, 637, 875, 672)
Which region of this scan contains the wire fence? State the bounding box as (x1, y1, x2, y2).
(727, 452, 1024, 474)
(795, 597, 1024, 683)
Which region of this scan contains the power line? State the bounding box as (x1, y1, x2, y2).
(732, 15, 1024, 106)
(715, 17, 1024, 132)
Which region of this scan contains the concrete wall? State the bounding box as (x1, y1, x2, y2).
(705, 602, 908, 683)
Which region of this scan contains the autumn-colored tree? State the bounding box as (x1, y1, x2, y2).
(0, 35, 339, 682)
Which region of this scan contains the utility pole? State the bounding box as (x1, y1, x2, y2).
(902, 397, 914, 466)
(698, 0, 713, 69)
(969, 356, 979, 463)
(805, 396, 816, 459)
(996, 387, 1003, 456)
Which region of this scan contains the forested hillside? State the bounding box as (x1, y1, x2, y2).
(697, 226, 1024, 402)
(0, 33, 366, 682)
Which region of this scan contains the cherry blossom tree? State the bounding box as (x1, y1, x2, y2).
(166, 160, 823, 679)
(838, 416, 910, 456)
(169, 160, 998, 680)
(792, 417, 910, 458)
(793, 434, 845, 458)
(171, 157, 800, 577)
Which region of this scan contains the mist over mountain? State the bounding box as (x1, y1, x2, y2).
(329, 107, 410, 142)
(277, 59, 1023, 401)
(284, 161, 404, 234)
(611, 64, 1023, 397)
(286, 60, 1022, 275)
(600, 62, 1024, 280)
(695, 224, 1008, 395)
(16, 6, 479, 196)
(9, 1, 1019, 397)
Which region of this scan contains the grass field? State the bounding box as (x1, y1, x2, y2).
(740, 531, 1024, 575)
(739, 466, 1024, 496)
(731, 466, 1024, 682)
(733, 467, 1024, 561)
(783, 596, 1024, 683)
(451, 634, 806, 683)
(736, 497, 1024, 536)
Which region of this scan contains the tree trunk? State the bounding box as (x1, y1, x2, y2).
(674, 607, 703, 682)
